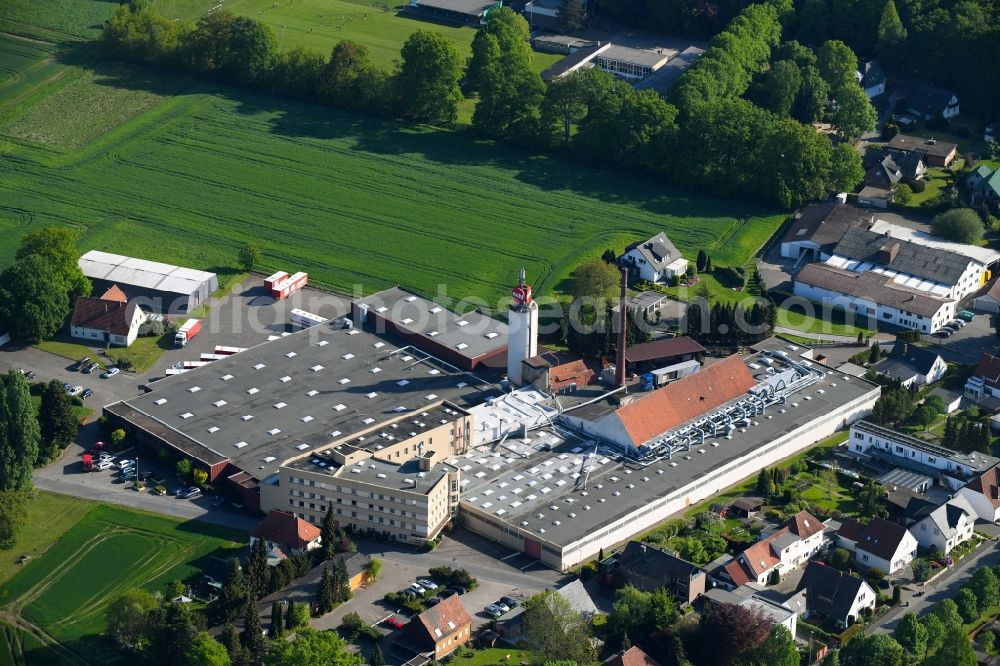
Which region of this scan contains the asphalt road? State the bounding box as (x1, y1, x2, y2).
(868, 537, 1000, 633)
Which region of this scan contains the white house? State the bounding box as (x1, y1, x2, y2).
(877, 341, 947, 387)
(857, 61, 886, 99)
(721, 511, 826, 587)
(906, 83, 960, 120)
(964, 353, 1000, 404)
(797, 561, 877, 628)
(957, 465, 1000, 523)
(69, 285, 146, 348)
(838, 517, 918, 574)
(912, 496, 976, 554)
(620, 232, 688, 284)
(848, 420, 999, 490)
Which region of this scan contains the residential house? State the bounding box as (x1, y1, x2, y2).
(863, 148, 926, 187)
(911, 495, 976, 554)
(964, 353, 1000, 405)
(837, 517, 918, 573)
(882, 486, 936, 526)
(620, 232, 688, 284)
(956, 465, 1000, 522)
(967, 166, 1000, 206)
(876, 340, 947, 387)
(797, 562, 876, 628)
(249, 510, 322, 562)
(886, 134, 958, 167)
(603, 645, 662, 666)
(703, 585, 800, 636)
(906, 83, 960, 120)
(720, 511, 825, 587)
(974, 279, 1000, 314)
(70, 285, 146, 348)
(404, 594, 473, 660)
(614, 540, 707, 605)
(848, 420, 998, 491)
(857, 60, 887, 99)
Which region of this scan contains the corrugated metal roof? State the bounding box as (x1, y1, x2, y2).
(78, 251, 217, 295)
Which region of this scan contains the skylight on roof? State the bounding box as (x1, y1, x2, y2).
(180, 412, 193, 419)
(296, 443, 309, 450)
(370, 367, 381, 374)
(366, 392, 378, 399)
(311, 365, 324, 372)
(394, 406, 408, 412)
(397, 380, 410, 386)
(306, 390, 318, 397)
(330, 430, 341, 438)
(247, 387, 259, 395)
(484, 332, 498, 339)
(253, 363, 266, 370)
(221, 374, 234, 381)
(376, 306, 388, 313)
(456, 320, 469, 327)
(333, 404, 346, 411)
(280, 376, 291, 383)
(263, 456, 276, 463)
(428, 331, 439, 337)
(338, 378, 350, 385)
(342, 353, 355, 360)
(241, 415, 253, 421)
(428, 369, 440, 375)
(285, 351, 297, 358)
(301, 415, 314, 423)
(456, 343, 468, 350)
(363, 417, 375, 424)
(189, 386, 201, 393)
(213, 400, 227, 407)
(274, 402, 287, 409)
(207, 426, 219, 433)
(268, 428, 281, 435)
(154, 398, 167, 405)
(316, 340, 328, 347)
(234, 441, 248, 448)
(373, 342, 385, 348)
(401, 317, 414, 325)
(425, 394, 438, 401)
(429, 306, 442, 313)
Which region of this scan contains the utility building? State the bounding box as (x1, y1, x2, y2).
(78, 250, 218, 314)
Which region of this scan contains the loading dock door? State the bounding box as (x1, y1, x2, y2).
(524, 538, 541, 559)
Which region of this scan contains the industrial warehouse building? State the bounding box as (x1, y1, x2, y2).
(351, 287, 508, 371)
(406, 0, 500, 24)
(79, 251, 218, 314)
(104, 311, 879, 570)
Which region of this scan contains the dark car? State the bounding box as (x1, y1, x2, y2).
(878, 579, 891, 589)
(500, 596, 518, 608)
(448, 586, 466, 596)
(82, 388, 94, 399)
(140, 471, 154, 481)
(427, 597, 442, 607)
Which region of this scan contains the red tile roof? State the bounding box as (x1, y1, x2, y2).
(974, 353, 1000, 388)
(100, 285, 128, 303)
(965, 465, 1000, 508)
(70, 297, 139, 336)
(624, 336, 706, 364)
(249, 510, 321, 550)
(615, 355, 756, 446)
(787, 510, 824, 539)
(412, 594, 472, 646)
(549, 359, 595, 390)
(604, 646, 662, 666)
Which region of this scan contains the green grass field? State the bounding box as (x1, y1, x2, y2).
(151, 0, 561, 73)
(0, 35, 785, 307)
(0, 495, 245, 665)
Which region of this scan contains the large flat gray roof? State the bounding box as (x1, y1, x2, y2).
(287, 451, 451, 494)
(356, 287, 508, 363)
(115, 319, 498, 479)
(458, 355, 879, 547)
(79, 250, 217, 296)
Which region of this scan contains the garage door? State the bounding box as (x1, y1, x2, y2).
(524, 538, 541, 559)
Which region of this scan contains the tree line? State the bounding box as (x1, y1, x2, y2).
(103, 1, 866, 209)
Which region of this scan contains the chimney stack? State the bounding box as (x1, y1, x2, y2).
(616, 267, 628, 388)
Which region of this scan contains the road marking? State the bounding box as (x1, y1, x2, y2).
(500, 552, 521, 562)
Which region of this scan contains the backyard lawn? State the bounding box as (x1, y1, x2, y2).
(450, 648, 536, 666)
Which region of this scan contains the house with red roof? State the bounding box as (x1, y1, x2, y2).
(249, 510, 322, 561)
(403, 594, 473, 660)
(965, 352, 1000, 406)
(603, 645, 662, 666)
(957, 464, 1000, 523)
(719, 511, 826, 588)
(70, 284, 146, 347)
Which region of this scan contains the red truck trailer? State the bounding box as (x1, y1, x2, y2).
(264, 271, 288, 291)
(214, 346, 246, 356)
(271, 272, 308, 300)
(174, 319, 202, 347)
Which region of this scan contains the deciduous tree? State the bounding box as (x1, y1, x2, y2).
(264, 627, 363, 666)
(573, 259, 621, 301)
(186, 631, 232, 666)
(557, 0, 586, 31)
(0, 371, 41, 492)
(894, 612, 927, 661)
(839, 633, 904, 666)
(524, 591, 594, 664)
(735, 624, 798, 666)
(831, 83, 877, 141)
(698, 602, 773, 666)
(817, 40, 858, 94)
(932, 208, 983, 244)
(396, 31, 462, 125)
(105, 587, 158, 649)
(970, 567, 1000, 612)
(238, 243, 262, 272)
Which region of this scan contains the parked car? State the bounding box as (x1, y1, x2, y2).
(449, 586, 467, 596)
(427, 597, 442, 607)
(173, 486, 186, 496)
(82, 362, 100, 374)
(96, 460, 114, 471)
(70, 385, 84, 396)
(211, 495, 226, 508)
(416, 579, 438, 591)
(117, 459, 134, 469)
(948, 319, 966, 328)
(72, 357, 91, 371)
(500, 596, 519, 609)
(494, 602, 510, 613)
(382, 617, 404, 629)
(878, 579, 891, 589)
(958, 310, 975, 322)
(484, 604, 503, 619)
(62, 382, 73, 391)
(181, 487, 201, 499)
(140, 471, 154, 481)
(933, 329, 952, 338)
(121, 469, 136, 480)
(408, 583, 426, 595)
(81, 388, 93, 399)
(101, 367, 120, 378)
(441, 589, 459, 599)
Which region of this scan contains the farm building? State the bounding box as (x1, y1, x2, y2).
(70, 285, 146, 347)
(407, 0, 500, 24)
(352, 287, 508, 371)
(78, 250, 218, 314)
(623, 336, 705, 374)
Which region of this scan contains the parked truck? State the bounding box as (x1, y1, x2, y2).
(290, 308, 327, 328)
(174, 319, 202, 347)
(271, 272, 308, 300)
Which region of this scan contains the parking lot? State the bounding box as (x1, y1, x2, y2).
(921, 309, 996, 364)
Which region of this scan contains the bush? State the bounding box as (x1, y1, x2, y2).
(579, 562, 598, 581)
(339, 611, 365, 640)
(867, 567, 885, 582)
(831, 547, 852, 570)
(139, 320, 164, 337)
(423, 539, 437, 552)
(931, 208, 984, 244)
(909, 179, 926, 193)
(912, 559, 932, 583)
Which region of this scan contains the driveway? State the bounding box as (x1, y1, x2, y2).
(921, 312, 995, 365)
(868, 536, 1000, 633)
